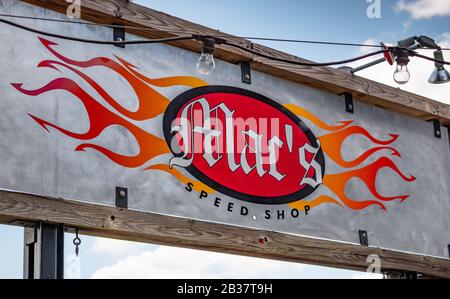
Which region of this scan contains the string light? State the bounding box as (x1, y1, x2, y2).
(352, 36, 450, 85)
(193, 36, 224, 75)
(427, 50, 450, 84)
(0, 16, 449, 79)
(393, 48, 411, 85)
(1, 13, 449, 50)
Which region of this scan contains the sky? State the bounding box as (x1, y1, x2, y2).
(0, 0, 449, 279)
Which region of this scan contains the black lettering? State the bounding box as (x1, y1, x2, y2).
(200, 190, 208, 199)
(240, 206, 248, 216)
(185, 182, 194, 192)
(277, 210, 285, 220)
(214, 197, 221, 207)
(291, 208, 299, 218)
(227, 202, 234, 212)
(265, 210, 271, 219)
(304, 205, 311, 215)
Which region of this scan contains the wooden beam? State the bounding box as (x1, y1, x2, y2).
(20, 0, 450, 125)
(1, 190, 449, 278)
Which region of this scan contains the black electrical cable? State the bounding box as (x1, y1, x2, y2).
(0, 16, 388, 66)
(3, 13, 450, 50)
(0, 13, 383, 48)
(0, 13, 175, 33)
(409, 50, 450, 65)
(224, 41, 388, 66)
(232, 37, 383, 48)
(0, 16, 193, 45)
(1, 16, 449, 67)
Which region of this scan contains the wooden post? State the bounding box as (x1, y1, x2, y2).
(1, 190, 450, 278)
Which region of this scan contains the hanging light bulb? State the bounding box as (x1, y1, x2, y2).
(393, 48, 410, 85)
(393, 64, 410, 84)
(428, 50, 450, 84)
(196, 37, 216, 75)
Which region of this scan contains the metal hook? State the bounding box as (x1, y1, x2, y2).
(73, 228, 81, 257)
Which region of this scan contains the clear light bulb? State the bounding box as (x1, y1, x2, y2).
(196, 52, 215, 75)
(393, 64, 410, 85)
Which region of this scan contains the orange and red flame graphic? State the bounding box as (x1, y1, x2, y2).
(12, 37, 415, 212)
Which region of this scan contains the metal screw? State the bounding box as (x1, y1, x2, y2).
(119, 190, 126, 198)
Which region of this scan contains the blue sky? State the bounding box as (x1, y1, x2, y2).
(134, 0, 449, 62)
(1, 0, 449, 279)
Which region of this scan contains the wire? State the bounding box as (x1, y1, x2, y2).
(0, 15, 387, 66)
(2, 13, 449, 50)
(0, 16, 193, 45)
(0, 13, 180, 33)
(409, 51, 450, 65)
(0, 13, 382, 48)
(230, 37, 383, 48)
(224, 41, 388, 66)
(0, 16, 449, 67)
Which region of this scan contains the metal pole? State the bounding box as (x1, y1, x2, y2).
(351, 57, 386, 74)
(23, 222, 64, 279)
(351, 44, 422, 74)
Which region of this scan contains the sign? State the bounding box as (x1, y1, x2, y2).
(1, 0, 450, 261)
(163, 86, 325, 204)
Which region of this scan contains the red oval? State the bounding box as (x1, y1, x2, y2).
(163, 86, 325, 205)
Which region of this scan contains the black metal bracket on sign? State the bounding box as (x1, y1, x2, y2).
(359, 230, 368, 246)
(448, 244, 450, 259)
(113, 25, 125, 48)
(432, 119, 441, 139)
(241, 61, 252, 84)
(115, 186, 128, 209)
(340, 93, 354, 113)
(446, 126, 450, 150)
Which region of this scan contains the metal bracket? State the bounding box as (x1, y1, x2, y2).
(113, 25, 125, 48)
(23, 222, 64, 279)
(446, 126, 450, 151)
(340, 93, 354, 113)
(432, 120, 441, 138)
(359, 230, 368, 246)
(241, 62, 252, 84)
(24, 224, 37, 246)
(448, 244, 450, 259)
(115, 186, 128, 208)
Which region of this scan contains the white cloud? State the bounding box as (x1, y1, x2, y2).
(349, 33, 450, 105)
(358, 38, 379, 55)
(91, 245, 308, 279)
(439, 32, 450, 47)
(90, 237, 148, 259)
(402, 20, 412, 31)
(395, 0, 450, 19)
